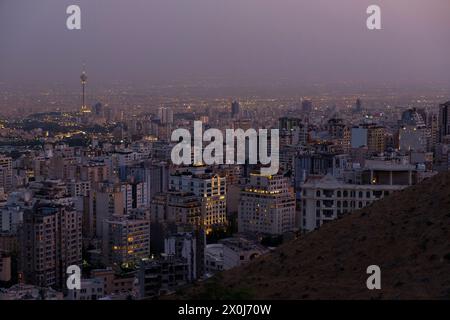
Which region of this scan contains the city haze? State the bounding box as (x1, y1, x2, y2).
(1, 0, 450, 91)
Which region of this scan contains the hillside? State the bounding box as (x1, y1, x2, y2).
(180, 172, 450, 300)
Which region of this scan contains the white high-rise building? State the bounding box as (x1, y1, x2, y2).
(238, 174, 296, 235)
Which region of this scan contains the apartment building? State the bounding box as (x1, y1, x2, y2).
(102, 214, 150, 266)
(238, 173, 296, 235)
(299, 161, 417, 232)
(19, 203, 82, 288)
(170, 167, 227, 230)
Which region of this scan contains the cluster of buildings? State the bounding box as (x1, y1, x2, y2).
(0, 72, 449, 299)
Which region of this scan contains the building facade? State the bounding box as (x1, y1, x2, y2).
(238, 174, 296, 235)
(19, 203, 82, 288)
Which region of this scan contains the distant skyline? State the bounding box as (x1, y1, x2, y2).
(1, 0, 450, 90)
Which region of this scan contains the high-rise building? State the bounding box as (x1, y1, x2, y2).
(367, 125, 386, 154)
(351, 124, 386, 154)
(438, 101, 450, 142)
(149, 191, 203, 255)
(294, 152, 348, 186)
(167, 192, 202, 226)
(19, 203, 82, 288)
(354, 98, 362, 113)
(301, 99, 313, 113)
(67, 180, 91, 198)
(327, 118, 351, 152)
(429, 113, 439, 152)
(93, 102, 103, 117)
(398, 108, 428, 152)
(158, 107, 174, 124)
(49, 155, 79, 181)
(0, 155, 13, 193)
(126, 162, 169, 206)
(238, 173, 296, 235)
(121, 183, 133, 213)
(119, 181, 148, 214)
(80, 162, 109, 184)
(102, 214, 150, 266)
(231, 101, 240, 119)
(327, 118, 345, 139)
(169, 167, 227, 230)
(279, 117, 303, 131)
(87, 185, 124, 239)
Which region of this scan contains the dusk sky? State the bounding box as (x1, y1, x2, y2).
(1, 0, 449, 89)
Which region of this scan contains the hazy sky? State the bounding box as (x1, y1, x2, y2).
(1, 0, 449, 89)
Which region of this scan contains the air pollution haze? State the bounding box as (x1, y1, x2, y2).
(1, 0, 450, 309)
(0, 0, 449, 90)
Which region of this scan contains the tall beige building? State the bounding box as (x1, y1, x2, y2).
(238, 174, 296, 235)
(170, 167, 227, 231)
(367, 126, 386, 154)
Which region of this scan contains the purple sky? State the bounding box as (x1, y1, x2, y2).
(1, 0, 449, 89)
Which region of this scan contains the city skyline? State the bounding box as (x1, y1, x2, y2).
(1, 0, 450, 305)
